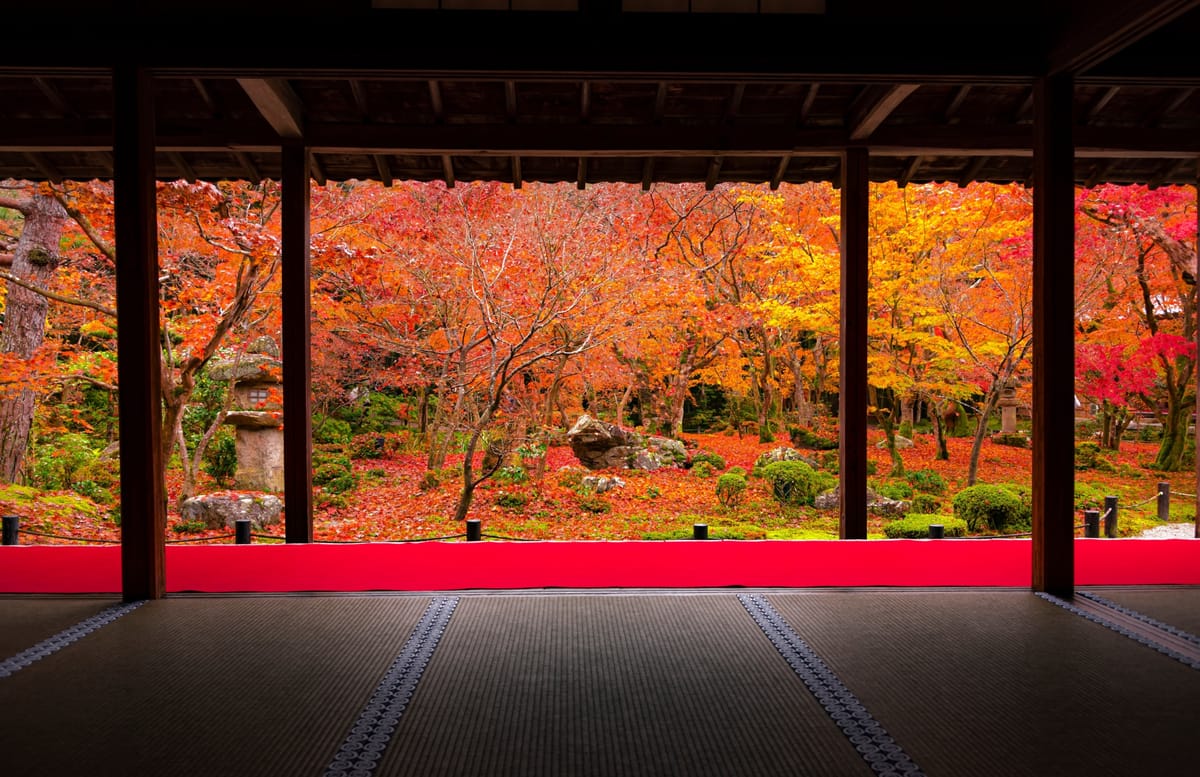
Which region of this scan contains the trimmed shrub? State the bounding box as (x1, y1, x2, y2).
(788, 427, 838, 450)
(556, 466, 589, 489)
(760, 460, 822, 506)
(952, 484, 1024, 532)
(419, 466, 459, 491)
(313, 415, 353, 445)
(203, 428, 237, 486)
(690, 450, 726, 471)
(349, 433, 386, 459)
(909, 493, 942, 514)
(884, 514, 967, 539)
(578, 494, 611, 513)
(715, 472, 748, 508)
(991, 432, 1030, 449)
(905, 468, 947, 495)
(875, 481, 913, 500)
(726, 466, 747, 478)
(495, 491, 528, 509)
(691, 460, 715, 479)
(1075, 441, 1113, 471)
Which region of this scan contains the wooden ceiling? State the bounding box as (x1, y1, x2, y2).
(1, 1, 1199, 188)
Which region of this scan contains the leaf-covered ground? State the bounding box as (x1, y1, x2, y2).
(5, 430, 1195, 544)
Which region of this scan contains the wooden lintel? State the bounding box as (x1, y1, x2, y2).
(848, 84, 919, 141)
(441, 154, 455, 187)
(373, 154, 393, 187)
(236, 78, 304, 139)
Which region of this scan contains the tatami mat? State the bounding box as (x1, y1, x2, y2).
(767, 590, 1199, 777)
(0, 596, 118, 657)
(1083, 586, 1200, 636)
(378, 594, 874, 777)
(0, 595, 431, 776)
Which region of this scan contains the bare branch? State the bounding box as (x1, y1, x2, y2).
(0, 269, 116, 316)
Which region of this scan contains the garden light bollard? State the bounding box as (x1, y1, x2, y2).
(1084, 509, 1100, 539)
(928, 524, 944, 539)
(1104, 495, 1119, 538)
(235, 519, 252, 545)
(1157, 482, 1170, 523)
(466, 519, 482, 542)
(2, 515, 17, 545)
(693, 523, 709, 540)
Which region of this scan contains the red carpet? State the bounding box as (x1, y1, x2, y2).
(1, 538, 1197, 593)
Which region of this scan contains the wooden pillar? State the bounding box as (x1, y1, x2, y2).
(839, 147, 869, 539)
(282, 142, 313, 543)
(1031, 74, 1076, 595)
(113, 65, 166, 601)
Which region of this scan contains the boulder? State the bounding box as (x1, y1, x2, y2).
(180, 493, 284, 530)
(813, 486, 909, 516)
(566, 414, 687, 471)
(875, 435, 914, 449)
(753, 446, 820, 472)
(581, 475, 625, 494)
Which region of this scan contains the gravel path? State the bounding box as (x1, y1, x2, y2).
(1136, 522, 1197, 539)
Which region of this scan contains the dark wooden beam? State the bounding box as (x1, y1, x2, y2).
(943, 85, 971, 122)
(1085, 159, 1118, 188)
(705, 156, 723, 190)
(190, 78, 219, 117)
(233, 151, 261, 183)
(726, 83, 745, 124)
(23, 152, 62, 183)
(113, 64, 165, 601)
(653, 82, 667, 122)
(1048, 0, 1200, 75)
(441, 154, 455, 188)
(1082, 86, 1121, 124)
(309, 152, 327, 186)
(839, 147, 869, 540)
(848, 84, 919, 141)
(512, 155, 522, 189)
(1031, 74, 1076, 596)
(32, 76, 77, 118)
(958, 157, 988, 188)
(799, 83, 820, 125)
(281, 142, 313, 544)
(373, 154, 393, 187)
(1014, 89, 1035, 123)
(428, 80, 444, 120)
(576, 157, 587, 190)
(580, 81, 591, 122)
(167, 151, 195, 181)
(1144, 87, 1195, 127)
(898, 155, 923, 187)
(348, 79, 370, 120)
(641, 157, 655, 191)
(236, 78, 304, 139)
(770, 155, 791, 190)
(505, 81, 517, 120)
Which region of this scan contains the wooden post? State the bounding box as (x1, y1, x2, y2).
(839, 147, 869, 539)
(1031, 74, 1076, 596)
(1195, 164, 1199, 539)
(113, 65, 166, 601)
(282, 142, 313, 543)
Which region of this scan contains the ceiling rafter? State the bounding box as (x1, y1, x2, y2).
(233, 151, 261, 182)
(847, 84, 919, 141)
(441, 155, 455, 188)
(236, 78, 304, 139)
(168, 151, 196, 181)
(943, 85, 971, 123)
(1048, 0, 1200, 75)
(511, 155, 521, 189)
(23, 152, 62, 183)
(899, 155, 924, 187)
(32, 76, 77, 119)
(770, 155, 791, 190)
(374, 154, 393, 187)
(799, 83, 820, 126)
(1082, 86, 1121, 124)
(577, 158, 587, 190)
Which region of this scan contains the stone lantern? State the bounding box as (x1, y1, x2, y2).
(208, 336, 284, 492)
(998, 385, 1020, 434)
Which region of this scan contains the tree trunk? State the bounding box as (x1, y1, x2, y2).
(1154, 388, 1192, 471)
(966, 389, 1001, 485)
(0, 195, 68, 483)
(932, 403, 949, 461)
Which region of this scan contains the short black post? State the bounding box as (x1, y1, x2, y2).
(693, 523, 709, 540)
(1103, 495, 1118, 538)
(466, 519, 482, 542)
(2, 515, 18, 546)
(928, 524, 944, 539)
(1084, 509, 1099, 538)
(235, 519, 251, 545)
(1157, 481, 1170, 522)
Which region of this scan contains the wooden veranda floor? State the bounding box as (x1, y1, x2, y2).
(2, 586, 1198, 776)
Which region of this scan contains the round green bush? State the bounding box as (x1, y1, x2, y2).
(905, 468, 947, 495)
(690, 450, 726, 471)
(760, 460, 822, 506)
(909, 493, 942, 514)
(691, 460, 714, 478)
(952, 484, 1024, 532)
(715, 472, 748, 508)
(884, 514, 967, 539)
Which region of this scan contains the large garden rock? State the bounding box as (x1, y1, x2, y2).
(180, 493, 284, 530)
(813, 486, 908, 516)
(754, 446, 821, 472)
(566, 414, 687, 471)
(582, 475, 625, 493)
